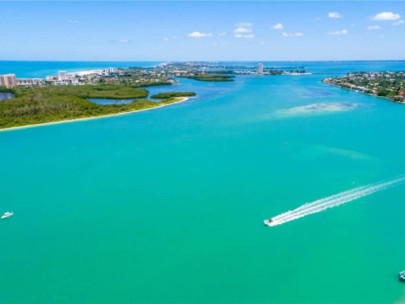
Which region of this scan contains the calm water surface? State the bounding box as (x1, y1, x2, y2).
(89, 98, 135, 105)
(0, 92, 15, 101)
(0, 61, 405, 303)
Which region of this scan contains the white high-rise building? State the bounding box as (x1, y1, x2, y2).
(103, 67, 117, 75)
(58, 71, 68, 81)
(107, 67, 116, 74)
(257, 63, 264, 75)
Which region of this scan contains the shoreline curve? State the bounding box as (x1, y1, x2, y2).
(0, 97, 190, 133)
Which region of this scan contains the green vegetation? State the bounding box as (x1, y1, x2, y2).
(185, 74, 235, 82)
(0, 87, 17, 94)
(36, 84, 149, 99)
(151, 92, 196, 99)
(323, 72, 405, 103)
(377, 87, 389, 97)
(0, 85, 188, 129)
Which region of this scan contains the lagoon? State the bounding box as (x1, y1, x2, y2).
(89, 98, 135, 105)
(0, 61, 405, 303)
(0, 92, 15, 100)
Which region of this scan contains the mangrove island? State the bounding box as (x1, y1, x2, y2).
(0, 85, 194, 130)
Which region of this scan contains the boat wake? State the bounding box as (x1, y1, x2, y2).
(265, 175, 405, 227)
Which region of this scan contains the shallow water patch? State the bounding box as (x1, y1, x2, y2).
(274, 102, 358, 118)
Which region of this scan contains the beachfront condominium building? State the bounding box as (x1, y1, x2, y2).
(0, 74, 17, 88)
(257, 63, 264, 75)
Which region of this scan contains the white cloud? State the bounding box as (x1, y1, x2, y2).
(218, 32, 227, 36)
(367, 25, 381, 30)
(235, 33, 255, 38)
(393, 19, 405, 25)
(328, 29, 348, 35)
(188, 31, 213, 38)
(282, 32, 303, 37)
(328, 11, 343, 19)
(234, 22, 254, 38)
(372, 12, 400, 21)
(120, 39, 129, 43)
(272, 23, 284, 30)
(234, 27, 252, 34)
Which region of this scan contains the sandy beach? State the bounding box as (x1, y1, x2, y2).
(0, 97, 190, 133)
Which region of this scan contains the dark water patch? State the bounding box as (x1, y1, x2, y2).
(89, 98, 135, 105)
(0, 92, 15, 101)
(303, 87, 335, 98)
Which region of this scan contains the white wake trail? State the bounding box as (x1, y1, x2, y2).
(265, 176, 405, 227)
(270, 184, 370, 222)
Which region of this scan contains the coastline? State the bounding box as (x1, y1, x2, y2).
(0, 97, 190, 133)
(323, 81, 405, 105)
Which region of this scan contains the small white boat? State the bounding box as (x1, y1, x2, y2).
(1, 212, 14, 220)
(400, 271, 405, 282)
(263, 219, 273, 226)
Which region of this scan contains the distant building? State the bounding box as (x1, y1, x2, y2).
(58, 71, 68, 81)
(0, 74, 17, 88)
(16, 78, 43, 87)
(102, 68, 113, 76)
(257, 63, 264, 75)
(54, 81, 69, 86)
(104, 67, 116, 75)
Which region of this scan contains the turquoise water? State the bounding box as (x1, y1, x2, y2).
(0, 61, 159, 78)
(1, 61, 405, 303)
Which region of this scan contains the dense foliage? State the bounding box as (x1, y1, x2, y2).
(151, 92, 196, 99)
(0, 85, 189, 129)
(323, 72, 405, 103)
(0, 88, 16, 94)
(23, 84, 150, 99)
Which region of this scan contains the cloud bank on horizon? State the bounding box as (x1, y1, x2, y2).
(0, 1, 404, 61)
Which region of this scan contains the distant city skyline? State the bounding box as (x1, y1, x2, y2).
(0, 1, 404, 61)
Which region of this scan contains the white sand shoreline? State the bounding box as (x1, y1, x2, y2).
(0, 97, 190, 133)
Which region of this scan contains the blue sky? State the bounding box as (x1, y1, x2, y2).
(0, 1, 404, 61)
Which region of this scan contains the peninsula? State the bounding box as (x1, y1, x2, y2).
(0, 85, 194, 130)
(323, 71, 405, 103)
(0, 62, 311, 130)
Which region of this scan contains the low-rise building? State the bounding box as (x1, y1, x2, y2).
(16, 78, 43, 87)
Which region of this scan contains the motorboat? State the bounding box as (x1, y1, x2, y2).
(263, 219, 273, 226)
(399, 271, 405, 282)
(1, 212, 14, 220)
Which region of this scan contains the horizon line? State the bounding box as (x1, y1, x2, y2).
(1, 59, 405, 62)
